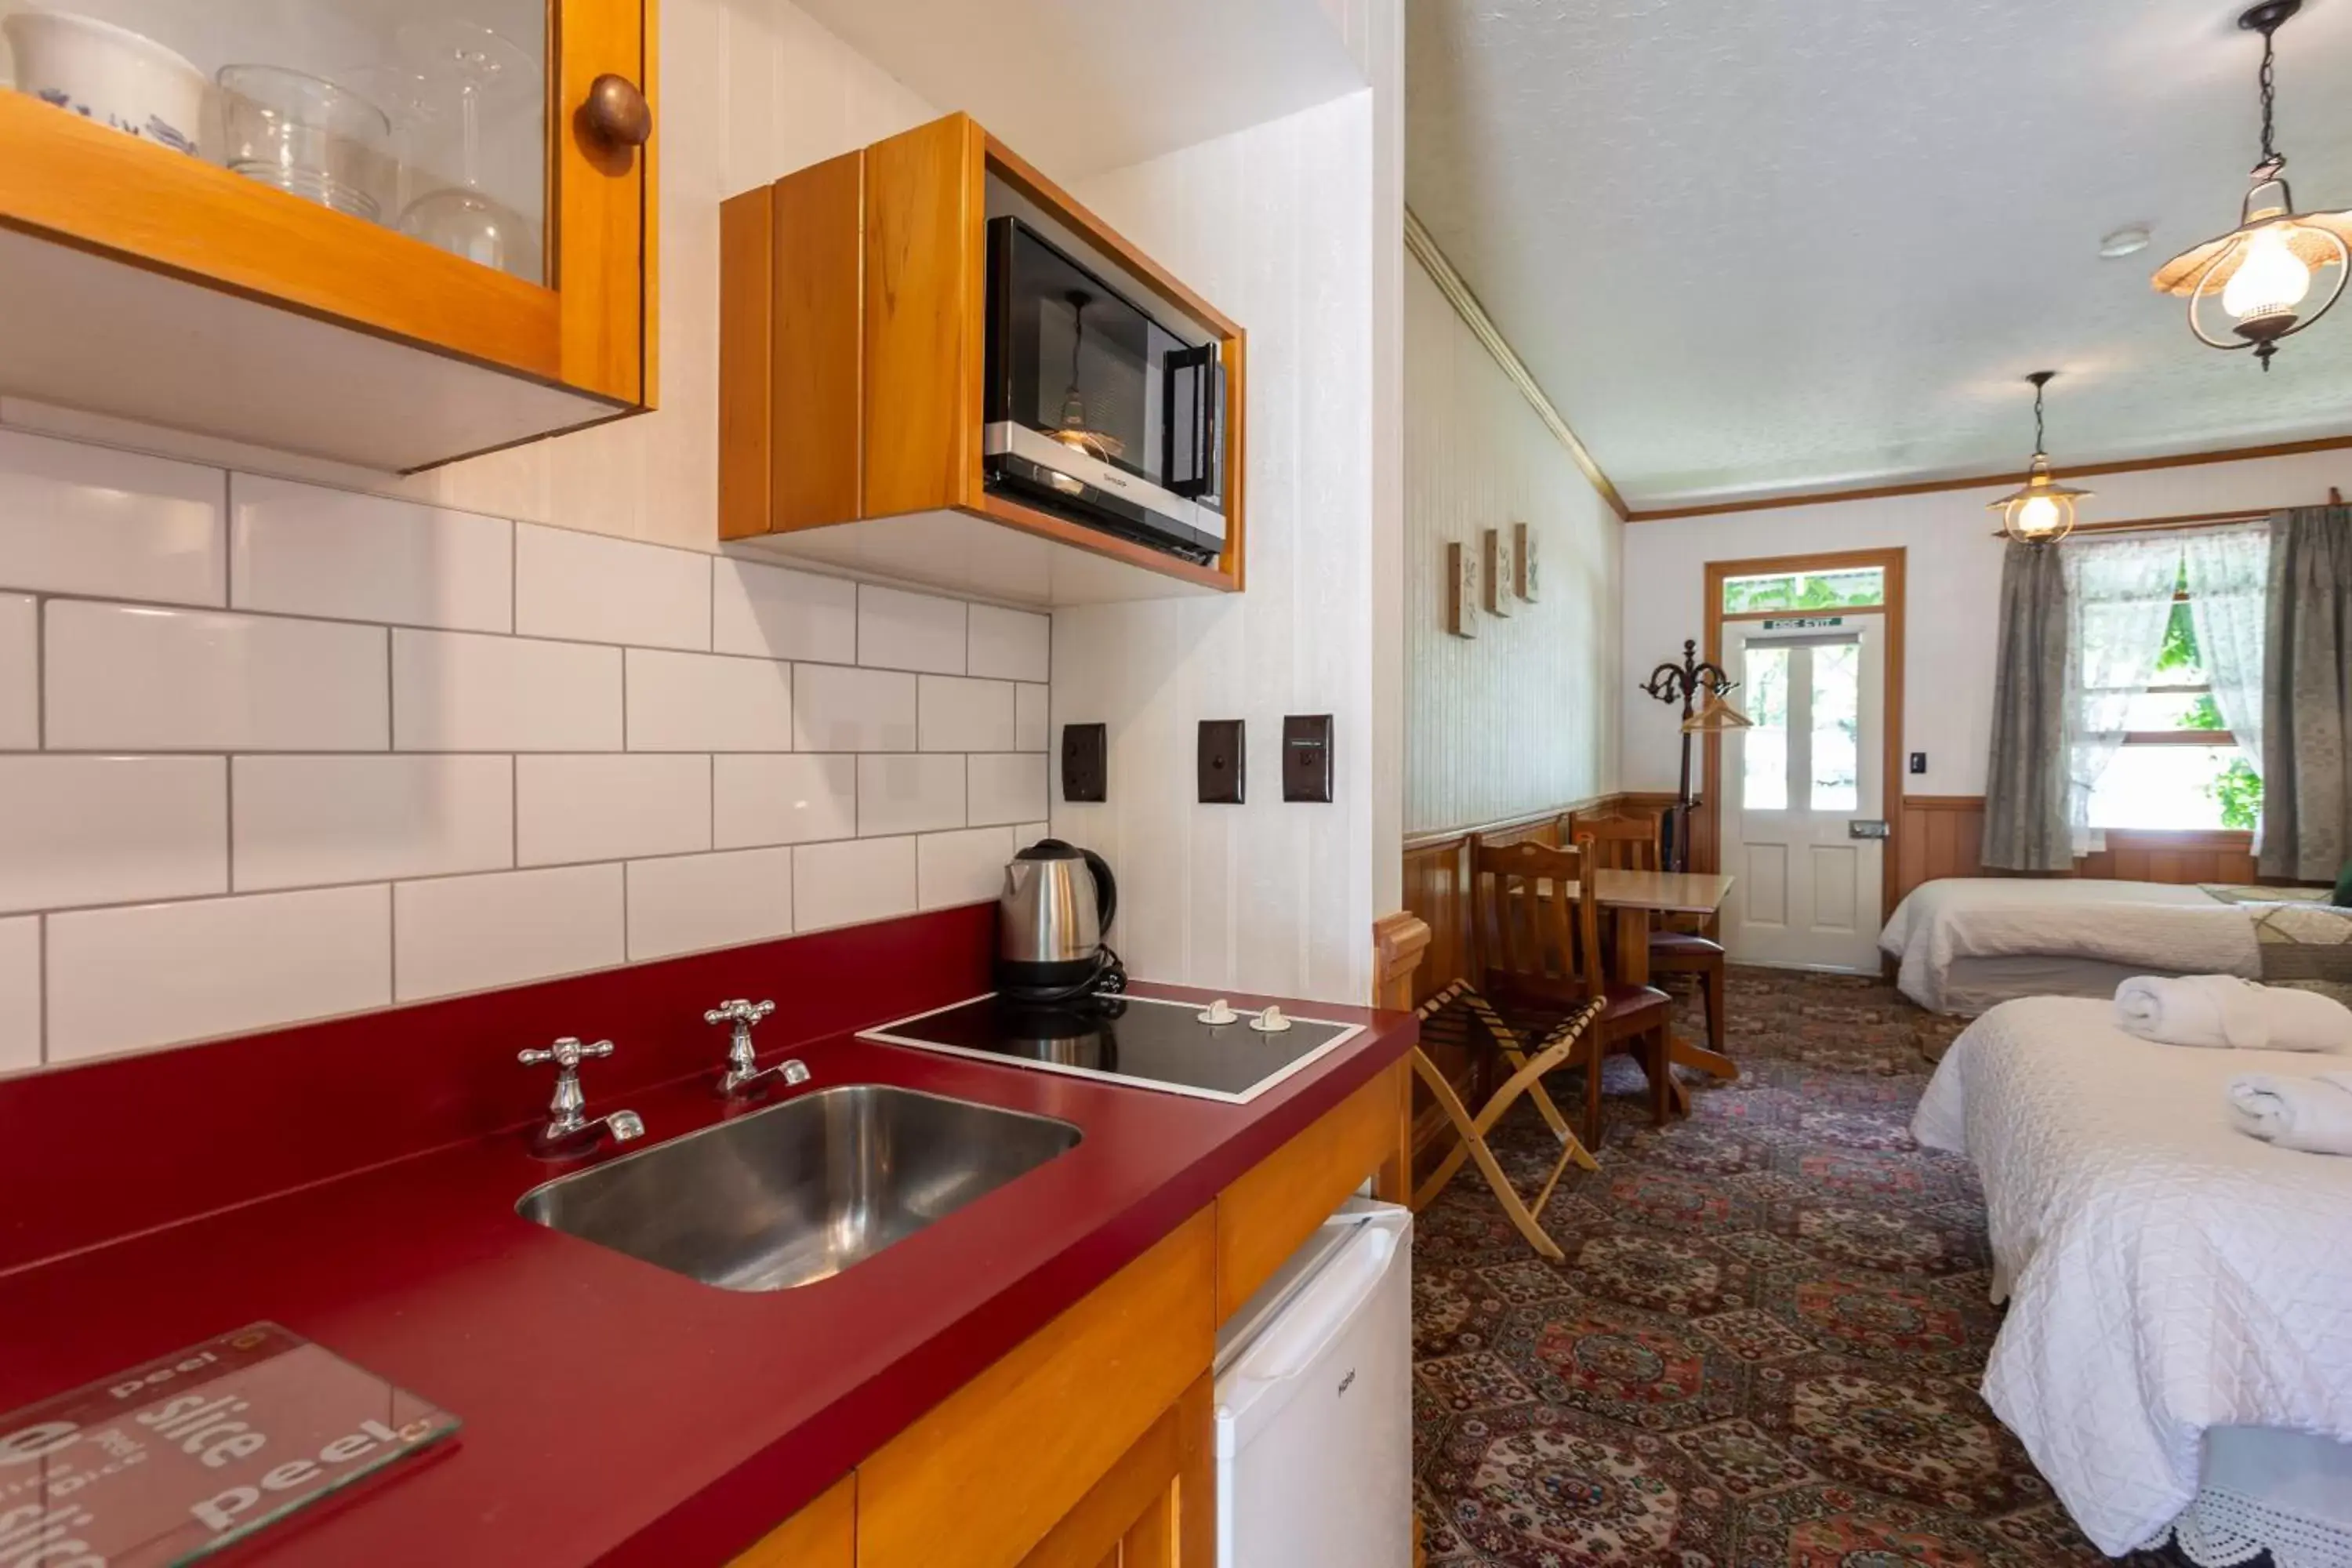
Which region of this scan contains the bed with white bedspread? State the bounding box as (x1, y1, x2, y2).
(1914, 997, 2352, 1560)
(1881, 877, 2345, 1014)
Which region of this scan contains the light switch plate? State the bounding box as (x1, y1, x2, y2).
(1197, 720, 1244, 804)
(1062, 723, 1108, 802)
(1283, 715, 1334, 803)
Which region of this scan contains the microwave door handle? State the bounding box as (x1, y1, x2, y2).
(1200, 356, 1224, 506)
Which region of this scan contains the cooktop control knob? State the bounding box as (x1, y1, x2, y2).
(1250, 1005, 1293, 1034)
(1198, 998, 1239, 1025)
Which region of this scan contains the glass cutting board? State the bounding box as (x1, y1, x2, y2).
(0, 1322, 459, 1566)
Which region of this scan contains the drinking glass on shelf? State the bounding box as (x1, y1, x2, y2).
(216, 64, 392, 222)
(392, 19, 541, 285)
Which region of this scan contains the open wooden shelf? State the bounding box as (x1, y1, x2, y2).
(719, 111, 1246, 607)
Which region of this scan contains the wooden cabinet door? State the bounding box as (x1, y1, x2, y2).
(0, 0, 651, 466)
(732, 1473, 855, 1568)
(1015, 1374, 1214, 1568)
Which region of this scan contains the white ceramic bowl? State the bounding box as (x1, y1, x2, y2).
(3, 10, 205, 154)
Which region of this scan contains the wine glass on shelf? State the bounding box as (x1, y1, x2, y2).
(392, 19, 542, 285)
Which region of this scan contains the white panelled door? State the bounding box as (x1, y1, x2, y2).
(1721, 617, 1886, 971)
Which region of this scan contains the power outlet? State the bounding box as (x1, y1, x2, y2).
(1062, 723, 1108, 803)
(1283, 714, 1334, 802)
(1197, 720, 1245, 804)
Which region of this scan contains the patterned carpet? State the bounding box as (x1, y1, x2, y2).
(1411, 967, 2146, 1567)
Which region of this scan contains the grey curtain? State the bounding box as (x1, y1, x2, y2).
(2260, 506, 2352, 880)
(1982, 540, 2074, 870)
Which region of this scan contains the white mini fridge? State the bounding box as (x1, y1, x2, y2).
(1214, 1198, 1413, 1567)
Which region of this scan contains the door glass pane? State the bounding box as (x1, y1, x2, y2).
(1721, 568, 1884, 614)
(5, 0, 549, 284)
(1810, 641, 1860, 811)
(1741, 645, 1791, 811)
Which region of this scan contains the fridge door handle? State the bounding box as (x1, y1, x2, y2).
(1227, 1224, 1401, 1386)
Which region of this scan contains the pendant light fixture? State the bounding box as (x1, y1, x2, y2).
(1990, 372, 2089, 545)
(2151, 0, 2351, 370)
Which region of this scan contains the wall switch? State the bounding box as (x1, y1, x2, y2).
(1062, 723, 1108, 803)
(1908, 751, 1927, 775)
(1197, 720, 1245, 804)
(1282, 714, 1334, 802)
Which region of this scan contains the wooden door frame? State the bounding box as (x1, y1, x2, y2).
(1701, 546, 1907, 927)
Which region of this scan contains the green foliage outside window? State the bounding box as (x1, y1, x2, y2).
(2154, 596, 2263, 831)
(1721, 569, 1885, 614)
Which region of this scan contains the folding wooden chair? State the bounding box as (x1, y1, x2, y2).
(1410, 980, 1602, 1262)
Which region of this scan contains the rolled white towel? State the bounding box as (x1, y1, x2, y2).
(2114, 974, 2352, 1052)
(2228, 1071, 2352, 1153)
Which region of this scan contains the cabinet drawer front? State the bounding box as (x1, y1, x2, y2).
(1216, 1058, 1408, 1320)
(856, 1208, 1216, 1568)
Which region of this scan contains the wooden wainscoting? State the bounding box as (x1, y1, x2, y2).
(1892, 794, 2261, 902)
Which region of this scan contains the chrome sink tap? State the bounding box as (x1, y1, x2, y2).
(706, 998, 808, 1100)
(517, 1036, 645, 1158)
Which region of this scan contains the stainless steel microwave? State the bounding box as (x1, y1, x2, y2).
(982, 216, 1227, 564)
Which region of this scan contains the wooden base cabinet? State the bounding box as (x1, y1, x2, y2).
(732, 1059, 1412, 1568)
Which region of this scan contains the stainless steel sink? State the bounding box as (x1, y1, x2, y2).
(515, 1084, 1081, 1291)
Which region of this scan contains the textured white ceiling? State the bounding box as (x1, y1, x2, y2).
(1407, 0, 2352, 509)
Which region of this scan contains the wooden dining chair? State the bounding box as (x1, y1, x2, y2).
(1570, 813, 1727, 1059)
(1468, 836, 1674, 1144)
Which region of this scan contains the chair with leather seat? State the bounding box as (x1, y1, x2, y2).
(1570, 812, 1727, 1061)
(1468, 835, 1673, 1145)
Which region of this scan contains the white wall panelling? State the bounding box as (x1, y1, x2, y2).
(1618, 446, 2352, 797)
(1053, 2, 1403, 1007)
(1403, 255, 1623, 835)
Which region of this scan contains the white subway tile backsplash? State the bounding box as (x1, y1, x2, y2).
(0, 430, 223, 605)
(47, 885, 391, 1061)
(230, 476, 512, 632)
(394, 864, 625, 1002)
(967, 604, 1050, 682)
(713, 558, 856, 663)
(1015, 684, 1048, 753)
(713, 753, 857, 848)
(45, 602, 387, 751)
(233, 755, 513, 891)
(857, 585, 965, 674)
(392, 630, 622, 752)
(0, 917, 35, 1073)
(626, 848, 794, 960)
(793, 836, 916, 932)
(918, 675, 1014, 753)
(918, 826, 1014, 910)
(967, 753, 1049, 827)
(626, 649, 793, 751)
(858, 753, 964, 837)
(1016, 822, 1049, 848)
(517, 753, 710, 866)
(0, 756, 227, 913)
(0, 595, 34, 750)
(515, 524, 710, 650)
(794, 664, 916, 752)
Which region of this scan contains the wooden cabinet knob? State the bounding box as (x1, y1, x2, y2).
(583, 73, 652, 147)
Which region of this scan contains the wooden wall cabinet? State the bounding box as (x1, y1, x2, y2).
(0, 0, 655, 472)
(720, 111, 1247, 608)
(731, 1059, 1410, 1568)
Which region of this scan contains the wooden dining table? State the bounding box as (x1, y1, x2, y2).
(1559, 869, 1739, 1114)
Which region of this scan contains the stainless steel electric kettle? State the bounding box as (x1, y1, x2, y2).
(995, 840, 1123, 1003)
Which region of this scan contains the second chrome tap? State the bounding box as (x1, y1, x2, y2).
(706, 997, 809, 1100)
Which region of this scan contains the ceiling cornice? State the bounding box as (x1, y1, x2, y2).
(1624, 431, 2352, 523)
(1405, 207, 1629, 521)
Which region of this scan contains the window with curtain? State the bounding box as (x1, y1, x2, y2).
(2069, 528, 2270, 833)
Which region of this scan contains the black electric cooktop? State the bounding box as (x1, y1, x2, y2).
(859, 993, 1363, 1103)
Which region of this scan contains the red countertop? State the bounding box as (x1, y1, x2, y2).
(0, 979, 1414, 1566)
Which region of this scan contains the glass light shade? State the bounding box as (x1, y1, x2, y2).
(2222, 223, 2314, 322)
(1991, 455, 2089, 544)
